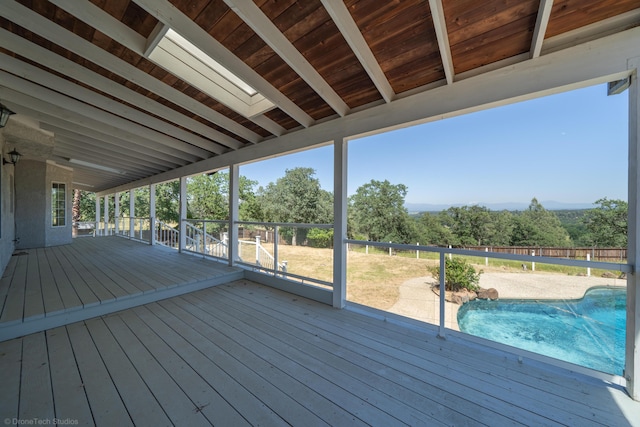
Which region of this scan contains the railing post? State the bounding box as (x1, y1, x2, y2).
(274, 225, 279, 275)
(203, 222, 207, 255)
(439, 251, 446, 339)
(531, 250, 536, 271)
(129, 189, 135, 239)
(179, 176, 187, 253)
(256, 236, 260, 265)
(95, 196, 101, 236)
(114, 192, 120, 235)
(149, 183, 156, 245)
(103, 195, 108, 235)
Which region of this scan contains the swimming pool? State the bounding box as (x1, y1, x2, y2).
(457, 287, 626, 375)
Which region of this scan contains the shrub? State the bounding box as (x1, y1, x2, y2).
(428, 257, 482, 292)
(307, 228, 333, 248)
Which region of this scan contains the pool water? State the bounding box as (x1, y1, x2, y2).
(457, 287, 626, 375)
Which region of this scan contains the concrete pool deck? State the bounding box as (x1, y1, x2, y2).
(388, 272, 625, 331)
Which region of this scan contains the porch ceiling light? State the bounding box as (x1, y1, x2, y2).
(3, 148, 21, 165)
(0, 102, 15, 128)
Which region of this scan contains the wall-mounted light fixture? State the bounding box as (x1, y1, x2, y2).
(3, 148, 21, 165)
(0, 102, 15, 128)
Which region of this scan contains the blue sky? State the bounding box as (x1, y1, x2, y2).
(240, 83, 628, 209)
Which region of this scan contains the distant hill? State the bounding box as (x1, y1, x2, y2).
(405, 201, 594, 213)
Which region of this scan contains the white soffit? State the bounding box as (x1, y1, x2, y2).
(147, 28, 275, 119)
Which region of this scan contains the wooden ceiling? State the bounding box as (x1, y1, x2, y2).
(0, 0, 639, 192)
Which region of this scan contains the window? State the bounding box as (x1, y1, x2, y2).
(52, 182, 66, 227)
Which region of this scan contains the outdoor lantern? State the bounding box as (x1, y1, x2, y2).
(3, 148, 21, 165)
(0, 102, 15, 128)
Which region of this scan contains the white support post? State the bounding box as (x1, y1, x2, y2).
(179, 176, 187, 253)
(95, 196, 100, 236)
(255, 236, 260, 265)
(586, 253, 591, 277)
(129, 189, 135, 238)
(333, 137, 348, 308)
(114, 192, 120, 235)
(229, 165, 239, 266)
(417, 243, 419, 259)
(103, 195, 109, 235)
(149, 183, 156, 245)
(531, 250, 536, 271)
(438, 251, 446, 339)
(274, 225, 280, 275)
(626, 58, 640, 401)
(485, 247, 489, 266)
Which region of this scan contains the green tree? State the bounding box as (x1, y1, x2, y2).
(510, 198, 571, 246)
(444, 205, 496, 246)
(188, 173, 229, 220)
(416, 212, 455, 246)
(582, 198, 628, 247)
(257, 167, 332, 245)
(155, 181, 180, 223)
(349, 179, 415, 243)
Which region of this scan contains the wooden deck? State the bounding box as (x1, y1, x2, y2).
(0, 279, 638, 426)
(0, 236, 243, 341)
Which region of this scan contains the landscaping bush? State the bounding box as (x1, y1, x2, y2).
(307, 228, 333, 248)
(428, 257, 482, 292)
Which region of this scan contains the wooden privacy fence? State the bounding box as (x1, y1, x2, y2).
(462, 246, 627, 262)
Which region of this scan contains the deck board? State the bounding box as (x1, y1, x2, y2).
(217, 283, 608, 426)
(84, 317, 172, 426)
(0, 237, 242, 339)
(19, 333, 54, 420)
(46, 326, 94, 425)
(66, 321, 133, 426)
(1, 277, 639, 426)
(0, 254, 26, 324)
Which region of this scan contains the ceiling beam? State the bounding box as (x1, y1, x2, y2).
(97, 26, 640, 196)
(224, 0, 350, 117)
(41, 124, 180, 168)
(0, 72, 209, 160)
(53, 133, 168, 173)
(0, 29, 241, 151)
(542, 8, 640, 55)
(0, 91, 195, 164)
(48, 0, 284, 139)
(530, 0, 554, 59)
(53, 147, 159, 178)
(132, 0, 314, 128)
(0, 50, 226, 155)
(0, 0, 260, 145)
(321, 0, 394, 103)
(428, 0, 455, 84)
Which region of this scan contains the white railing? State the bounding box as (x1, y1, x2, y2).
(238, 236, 286, 272)
(72, 221, 97, 237)
(345, 238, 632, 378)
(235, 221, 333, 286)
(117, 217, 151, 242)
(184, 220, 229, 259)
(155, 220, 179, 249)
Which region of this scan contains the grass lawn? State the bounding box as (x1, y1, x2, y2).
(241, 243, 625, 311)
